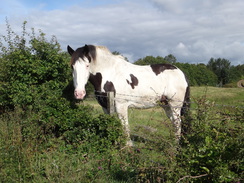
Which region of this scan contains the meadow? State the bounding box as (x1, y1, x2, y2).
(0, 86, 243, 183)
(191, 86, 244, 106)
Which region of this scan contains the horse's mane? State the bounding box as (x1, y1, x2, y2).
(96, 46, 117, 57)
(71, 45, 126, 65)
(96, 46, 126, 60)
(96, 46, 110, 52)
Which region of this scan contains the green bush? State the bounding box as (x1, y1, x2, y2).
(223, 82, 238, 88)
(21, 97, 124, 152)
(179, 97, 244, 182)
(0, 21, 71, 109)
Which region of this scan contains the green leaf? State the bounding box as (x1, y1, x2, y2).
(200, 166, 210, 174)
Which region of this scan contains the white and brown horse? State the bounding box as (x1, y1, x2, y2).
(67, 44, 190, 146)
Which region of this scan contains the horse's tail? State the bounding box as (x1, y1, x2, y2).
(181, 84, 190, 116)
(180, 82, 191, 136)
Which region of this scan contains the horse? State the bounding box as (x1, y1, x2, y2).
(67, 44, 190, 146)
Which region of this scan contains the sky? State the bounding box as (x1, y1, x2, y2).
(0, 0, 244, 65)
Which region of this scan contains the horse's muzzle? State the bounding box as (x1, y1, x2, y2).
(74, 89, 86, 100)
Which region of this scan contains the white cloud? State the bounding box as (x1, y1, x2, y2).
(1, 0, 244, 65)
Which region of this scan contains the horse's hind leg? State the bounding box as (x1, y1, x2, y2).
(163, 104, 182, 141)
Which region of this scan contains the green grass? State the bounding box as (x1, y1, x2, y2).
(191, 86, 244, 106)
(83, 98, 172, 141)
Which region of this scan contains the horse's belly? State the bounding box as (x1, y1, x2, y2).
(129, 102, 157, 109)
(116, 94, 159, 109)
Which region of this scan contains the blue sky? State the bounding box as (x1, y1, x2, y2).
(1, 0, 244, 65)
(1, 0, 123, 17)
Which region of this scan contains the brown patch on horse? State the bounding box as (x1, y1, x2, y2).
(150, 64, 177, 76)
(89, 73, 106, 108)
(126, 74, 139, 89)
(89, 72, 102, 91)
(104, 81, 116, 93)
(89, 74, 116, 109)
(69, 45, 97, 65)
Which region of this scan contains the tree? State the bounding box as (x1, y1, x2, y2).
(175, 63, 217, 86)
(134, 55, 167, 65)
(229, 64, 244, 83)
(164, 54, 177, 64)
(207, 58, 231, 86)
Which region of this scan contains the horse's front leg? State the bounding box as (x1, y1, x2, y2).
(116, 103, 133, 146)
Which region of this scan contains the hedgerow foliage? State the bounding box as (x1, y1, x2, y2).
(0, 21, 70, 108)
(179, 98, 244, 182)
(0, 20, 124, 155)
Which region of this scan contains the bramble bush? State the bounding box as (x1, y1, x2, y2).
(178, 97, 244, 182)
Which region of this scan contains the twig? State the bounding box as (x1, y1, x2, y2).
(176, 173, 208, 183)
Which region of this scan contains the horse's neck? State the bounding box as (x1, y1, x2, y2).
(91, 53, 126, 74)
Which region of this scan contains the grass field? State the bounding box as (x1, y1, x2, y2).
(191, 86, 244, 106)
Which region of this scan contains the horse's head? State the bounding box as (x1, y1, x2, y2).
(67, 44, 96, 100)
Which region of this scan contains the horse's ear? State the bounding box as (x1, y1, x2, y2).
(84, 44, 89, 55)
(67, 45, 74, 55)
